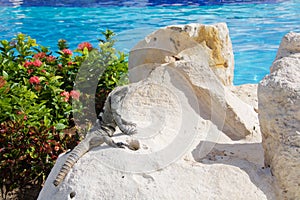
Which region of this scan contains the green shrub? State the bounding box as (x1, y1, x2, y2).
(96, 30, 128, 114)
(0, 121, 79, 198)
(0, 30, 128, 197)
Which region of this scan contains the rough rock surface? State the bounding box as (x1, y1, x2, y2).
(38, 24, 276, 200)
(229, 84, 258, 112)
(129, 29, 259, 140)
(39, 68, 274, 199)
(174, 50, 258, 140)
(258, 32, 300, 200)
(38, 149, 275, 200)
(170, 23, 235, 86)
(129, 23, 234, 86)
(275, 32, 300, 60)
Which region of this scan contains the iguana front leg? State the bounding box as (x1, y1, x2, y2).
(113, 112, 137, 135)
(53, 131, 125, 187)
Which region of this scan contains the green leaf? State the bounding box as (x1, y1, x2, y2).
(55, 123, 66, 130)
(49, 76, 63, 82)
(44, 116, 50, 127)
(1, 40, 9, 46)
(2, 70, 8, 79)
(38, 76, 46, 82)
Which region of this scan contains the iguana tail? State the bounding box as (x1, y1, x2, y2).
(53, 131, 125, 186)
(53, 138, 90, 186)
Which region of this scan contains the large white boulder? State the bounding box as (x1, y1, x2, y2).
(130, 44, 258, 140)
(38, 68, 274, 199)
(38, 24, 272, 200)
(38, 151, 275, 200)
(174, 48, 258, 140)
(129, 23, 234, 86)
(39, 58, 271, 200)
(258, 32, 300, 200)
(275, 32, 300, 60)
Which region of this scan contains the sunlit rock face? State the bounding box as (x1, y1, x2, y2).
(129, 23, 256, 140)
(39, 23, 278, 200)
(129, 23, 234, 86)
(258, 32, 300, 200)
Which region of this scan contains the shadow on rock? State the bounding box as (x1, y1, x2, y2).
(192, 141, 276, 200)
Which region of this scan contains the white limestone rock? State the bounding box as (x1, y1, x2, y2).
(169, 23, 234, 86)
(130, 44, 258, 140)
(172, 61, 258, 140)
(229, 84, 258, 112)
(38, 24, 275, 200)
(38, 152, 275, 200)
(258, 32, 300, 200)
(39, 59, 273, 200)
(38, 70, 273, 199)
(128, 28, 200, 67)
(275, 32, 300, 60)
(129, 23, 234, 86)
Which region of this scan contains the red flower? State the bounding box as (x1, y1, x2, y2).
(27, 69, 34, 74)
(17, 111, 23, 115)
(78, 42, 93, 51)
(60, 91, 70, 102)
(41, 69, 46, 73)
(23, 115, 27, 120)
(54, 145, 60, 152)
(32, 60, 43, 67)
(62, 49, 72, 55)
(24, 61, 31, 68)
(24, 60, 42, 68)
(33, 52, 46, 59)
(47, 55, 56, 62)
(29, 76, 40, 84)
(67, 61, 76, 66)
(70, 90, 80, 100)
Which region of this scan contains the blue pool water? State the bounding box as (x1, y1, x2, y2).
(0, 0, 299, 85)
